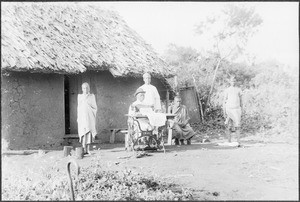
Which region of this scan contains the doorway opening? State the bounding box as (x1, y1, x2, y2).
(64, 75, 70, 134)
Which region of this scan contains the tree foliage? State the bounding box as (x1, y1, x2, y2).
(193, 4, 263, 113)
(163, 44, 257, 110)
(163, 47, 298, 138)
(194, 4, 263, 60)
(242, 61, 298, 135)
(163, 4, 297, 138)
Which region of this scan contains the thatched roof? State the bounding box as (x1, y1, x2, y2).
(1, 2, 174, 78)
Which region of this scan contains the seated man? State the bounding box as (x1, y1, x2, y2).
(128, 88, 154, 134)
(160, 100, 167, 113)
(168, 95, 195, 145)
(128, 87, 167, 138)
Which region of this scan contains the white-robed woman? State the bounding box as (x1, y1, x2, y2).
(77, 82, 97, 154)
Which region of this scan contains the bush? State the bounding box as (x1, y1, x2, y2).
(2, 159, 198, 200)
(164, 44, 298, 139)
(201, 61, 298, 139)
(242, 63, 298, 136)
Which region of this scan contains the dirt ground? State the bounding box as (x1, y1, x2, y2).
(2, 138, 299, 200)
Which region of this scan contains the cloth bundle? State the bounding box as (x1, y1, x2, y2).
(139, 108, 166, 127)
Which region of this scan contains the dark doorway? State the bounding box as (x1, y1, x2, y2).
(65, 73, 91, 135)
(64, 75, 70, 134)
(179, 86, 201, 123)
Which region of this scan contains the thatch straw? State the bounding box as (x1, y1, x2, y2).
(1, 2, 174, 77)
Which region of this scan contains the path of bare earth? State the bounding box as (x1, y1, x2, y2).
(2, 140, 298, 200)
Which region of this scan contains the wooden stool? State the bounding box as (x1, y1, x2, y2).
(63, 146, 73, 157)
(109, 128, 127, 144)
(75, 147, 84, 159)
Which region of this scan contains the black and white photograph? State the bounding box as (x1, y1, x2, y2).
(1, 1, 298, 200)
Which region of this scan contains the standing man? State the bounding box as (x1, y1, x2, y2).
(139, 72, 162, 112)
(223, 76, 243, 145)
(77, 82, 97, 155)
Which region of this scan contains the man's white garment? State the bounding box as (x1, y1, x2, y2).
(224, 86, 242, 127)
(140, 109, 166, 127)
(224, 86, 242, 109)
(77, 94, 97, 141)
(140, 84, 161, 111)
(129, 100, 166, 128)
(128, 100, 166, 130)
(128, 100, 152, 131)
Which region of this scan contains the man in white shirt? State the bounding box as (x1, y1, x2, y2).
(139, 73, 162, 112)
(223, 76, 243, 145)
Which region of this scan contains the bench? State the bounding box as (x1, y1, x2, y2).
(63, 129, 128, 144)
(63, 134, 79, 145)
(63, 134, 79, 139)
(109, 128, 128, 144)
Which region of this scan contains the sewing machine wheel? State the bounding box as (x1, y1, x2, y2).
(133, 136, 148, 151)
(146, 136, 158, 150)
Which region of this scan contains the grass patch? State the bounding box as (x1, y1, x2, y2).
(2, 158, 203, 200)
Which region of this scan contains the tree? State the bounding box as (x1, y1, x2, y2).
(194, 4, 262, 115)
(163, 43, 258, 123)
(163, 44, 206, 121)
(163, 44, 201, 90)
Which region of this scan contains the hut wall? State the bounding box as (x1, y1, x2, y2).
(78, 71, 168, 143)
(1, 70, 169, 149)
(1, 72, 65, 150)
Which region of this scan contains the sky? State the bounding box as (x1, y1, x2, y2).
(93, 2, 298, 68)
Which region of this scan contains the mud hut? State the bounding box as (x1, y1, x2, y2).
(1, 2, 174, 150)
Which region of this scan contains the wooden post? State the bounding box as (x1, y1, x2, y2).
(174, 75, 179, 93)
(198, 95, 204, 122)
(166, 115, 174, 145)
(63, 146, 73, 157)
(124, 132, 128, 150)
(205, 58, 222, 115)
(167, 128, 173, 145)
(75, 147, 83, 159)
(110, 129, 116, 144)
(166, 90, 169, 113)
(192, 74, 204, 122)
(125, 132, 132, 151)
(126, 123, 133, 151)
